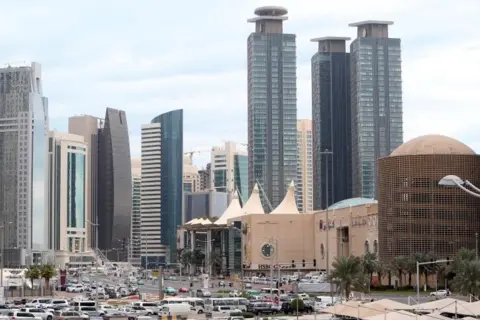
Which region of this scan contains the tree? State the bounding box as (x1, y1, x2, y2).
(328, 255, 367, 300)
(24, 266, 40, 293)
(180, 250, 194, 274)
(452, 260, 480, 297)
(412, 252, 437, 287)
(362, 252, 377, 291)
(291, 299, 305, 313)
(374, 261, 387, 287)
(40, 264, 57, 289)
(209, 251, 223, 274)
(388, 256, 407, 288)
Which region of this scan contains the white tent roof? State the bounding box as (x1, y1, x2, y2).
(440, 300, 480, 316)
(200, 219, 212, 225)
(214, 190, 243, 225)
(241, 183, 265, 215)
(415, 298, 459, 311)
(363, 299, 411, 310)
(270, 180, 299, 214)
(185, 218, 200, 225)
(365, 310, 413, 320)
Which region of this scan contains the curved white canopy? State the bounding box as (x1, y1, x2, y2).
(270, 180, 299, 214)
(214, 190, 243, 225)
(241, 183, 265, 215)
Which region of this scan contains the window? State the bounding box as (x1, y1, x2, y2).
(365, 240, 370, 253)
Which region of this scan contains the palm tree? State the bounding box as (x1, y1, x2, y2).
(24, 266, 40, 294)
(362, 252, 377, 292)
(180, 250, 194, 274)
(452, 260, 480, 297)
(445, 248, 477, 290)
(405, 256, 417, 286)
(328, 255, 367, 300)
(40, 264, 57, 289)
(209, 251, 223, 275)
(375, 261, 387, 287)
(388, 256, 407, 288)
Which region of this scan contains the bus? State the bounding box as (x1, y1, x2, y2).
(204, 298, 249, 313)
(260, 288, 284, 296)
(159, 297, 205, 314)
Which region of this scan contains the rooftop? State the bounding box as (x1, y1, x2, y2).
(390, 134, 476, 157)
(349, 20, 394, 27)
(270, 181, 299, 214)
(254, 6, 288, 16)
(310, 36, 351, 42)
(328, 197, 378, 210)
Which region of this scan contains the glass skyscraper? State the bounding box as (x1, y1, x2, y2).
(311, 37, 352, 209)
(152, 109, 183, 263)
(247, 6, 297, 211)
(98, 108, 132, 261)
(234, 154, 248, 206)
(0, 62, 49, 266)
(349, 21, 403, 198)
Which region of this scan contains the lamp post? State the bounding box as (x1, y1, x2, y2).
(416, 259, 453, 304)
(439, 175, 480, 260)
(321, 150, 334, 299)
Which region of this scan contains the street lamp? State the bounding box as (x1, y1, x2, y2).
(320, 149, 334, 299)
(439, 175, 480, 260)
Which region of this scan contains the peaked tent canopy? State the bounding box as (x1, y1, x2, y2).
(270, 180, 299, 214)
(214, 191, 243, 225)
(241, 183, 265, 215)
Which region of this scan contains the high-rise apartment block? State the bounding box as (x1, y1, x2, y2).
(198, 163, 211, 191)
(247, 6, 297, 211)
(0, 62, 49, 266)
(141, 109, 183, 265)
(68, 115, 101, 249)
(183, 155, 200, 192)
(349, 21, 403, 198)
(211, 142, 248, 204)
(130, 158, 141, 266)
(296, 120, 313, 212)
(311, 37, 352, 209)
(47, 132, 88, 253)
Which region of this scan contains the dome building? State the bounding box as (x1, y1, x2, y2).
(378, 134, 480, 262)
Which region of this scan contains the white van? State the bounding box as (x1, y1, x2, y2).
(131, 302, 159, 314)
(160, 303, 195, 317)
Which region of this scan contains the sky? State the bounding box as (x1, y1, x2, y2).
(1, 0, 478, 167)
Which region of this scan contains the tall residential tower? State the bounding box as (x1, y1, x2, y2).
(349, 21, 403, 198)
(0, 62, 49, 266)
(247, 6, 297, 211)
(311, 37, 352, 209)
(296, 120, 313, 212)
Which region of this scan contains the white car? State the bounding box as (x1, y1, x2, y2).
(67, 284, 85, 293)
(229, 290, 240, 297)
(430, 289, 450, 297)
(7, 311, 42, 320)
(19, 309, 53, 320)
(25, 300, 51, 309)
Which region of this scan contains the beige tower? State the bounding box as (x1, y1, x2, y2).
(297, 120, 313, 212)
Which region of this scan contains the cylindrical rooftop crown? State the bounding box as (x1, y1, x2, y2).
(254, 6, 288, 16)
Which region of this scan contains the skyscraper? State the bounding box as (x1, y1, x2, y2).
(97, 108, 132, 260)
(247, 6, 297, 211)
(183, 155, 200, 192)
(68, 115, 101, 249)
(48, 132, 88, 253)
(349, 21, 403, 198)
(296, 119, 313, 212)
(211, 142, 247, 204)
(0, 62, 49, 266)
(130, 158, 141, 266)
(311, 37, 352, 209)
(198, 163, 211, 191)
(143, 109, 183, 264)
(140, 123, 166, 266)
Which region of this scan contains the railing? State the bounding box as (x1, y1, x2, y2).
(93, 248, 115, 271)
(408, 296, 419, 305)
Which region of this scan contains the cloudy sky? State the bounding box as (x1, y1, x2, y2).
(1, 0, 478, 167)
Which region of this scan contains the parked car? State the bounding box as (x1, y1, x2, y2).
(66, 285, 85, 293)
(19, 309, 53, 320)
(53, 310, 87, 320)
(7, 311, 42, 320)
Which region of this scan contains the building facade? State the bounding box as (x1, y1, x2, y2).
(48, 132, 88, 253)
(183, 191, 228, 223)
(233, 154, 248, 205)
(349, 21, 403, 199)
(130, 158, 141, 266)
(378, 135, 480, 262)
(152, 109, 183, 263)
(140, 123, 166, 266)
(311, 37, 352, 210)
(211, 141, 248, 204)
(198, 163, 211, 191)
(97, 108, 132, 261)
(296, 119, 313, 212)
(68, 114, 102, 249)
(183, 155, 200, 192)
(0, 62, 49, 266)
(247, 6, 297, 211)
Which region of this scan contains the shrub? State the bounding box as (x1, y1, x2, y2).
(291, 299, 305, 312)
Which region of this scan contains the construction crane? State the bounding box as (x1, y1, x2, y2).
(222, 140, 248, 147)
(184, 149, 212, 161)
